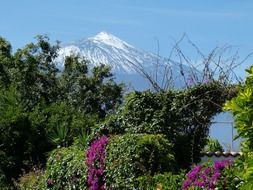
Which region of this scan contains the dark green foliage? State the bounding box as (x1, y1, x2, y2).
(12, 35, 60, 109)
(60, 55, 123, 118)
(102, 81, 237, 169)
(0, 85, 40, 181)
(136, 172, 185, 190)
(0, 37, 12, 88)
(29, 101, 97, 148)
(105, 133, 175, 189)
(37, 145, 87, 190)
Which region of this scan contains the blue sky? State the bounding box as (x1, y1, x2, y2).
(1, 0, 253, 74)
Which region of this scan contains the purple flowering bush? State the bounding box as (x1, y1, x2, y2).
(182, 160, 241, 190)
(86, 135, 108, 190)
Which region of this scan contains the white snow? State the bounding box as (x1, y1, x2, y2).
(90, 31, 134, 50)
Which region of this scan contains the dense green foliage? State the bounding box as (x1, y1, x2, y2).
(225, 66, 253, 151)
(0, 85, 40, 181)
(60, 55, 123, 118)
(105, 133, 175, 189)
(37, 145, 87, 190)
(101, 82, 237, 169)
(0, 36, 123, 185)
(135, 172, 185, 190)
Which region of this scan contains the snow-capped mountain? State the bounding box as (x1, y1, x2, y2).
(58, 31, 168, 74)
(57, 32, 194, 90)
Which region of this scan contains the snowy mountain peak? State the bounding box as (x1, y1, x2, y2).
(88, 31, 133, 50)
(92, 31, 115, 41)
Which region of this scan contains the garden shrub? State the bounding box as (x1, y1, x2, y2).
(105, 133, 175, 189)
(224, 66, 253, 151)
(16, 169, 44, 190)
(135, 172, 185, 190)
(38, 145, 87, 190)
(101, 82, 237, 169)
(224, 66, 253, 189)
(182, 160, 242, 190)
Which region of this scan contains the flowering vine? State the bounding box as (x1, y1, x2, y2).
(86, 135, 109, 190)
(182, 160, 232, 190)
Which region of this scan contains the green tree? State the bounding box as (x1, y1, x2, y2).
(0, 37, 12, 88)
(12, 35, 60, 109)
(60, 55, 123, 118)
(0, 85, 39, 181)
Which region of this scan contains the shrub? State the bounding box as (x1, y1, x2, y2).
(101, 82, 237, 169)
(224, 66, 253, 151)
(182, 160, 242, 190)
(16, 169, 44, 190)
(136, 172, 185, 190)
(86, 135, 108, 190)
(38, 145, 87, 190)
(105, 133, 175, 189)
(224, 66, 253, 188)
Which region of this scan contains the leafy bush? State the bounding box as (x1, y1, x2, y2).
(182, 160, 242, 190)
(105, 133, 175, 189)
(16, 169, 44, 190)
(38, 145, 87, 190)
(86, 135, 108, 190)
(224, 66, 253, 188)
(235, 153, 253, 190)
(30, 101, 98, 148)
(136, 172, 185, 190)
(224, 66, 253, 151)
(102, 82, 237, 169)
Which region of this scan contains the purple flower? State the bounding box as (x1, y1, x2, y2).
(181, 160, 233, 190)
(86, 135, 109, 190)
(213, 160, 229, 171)
(203, 167, 210, 175)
